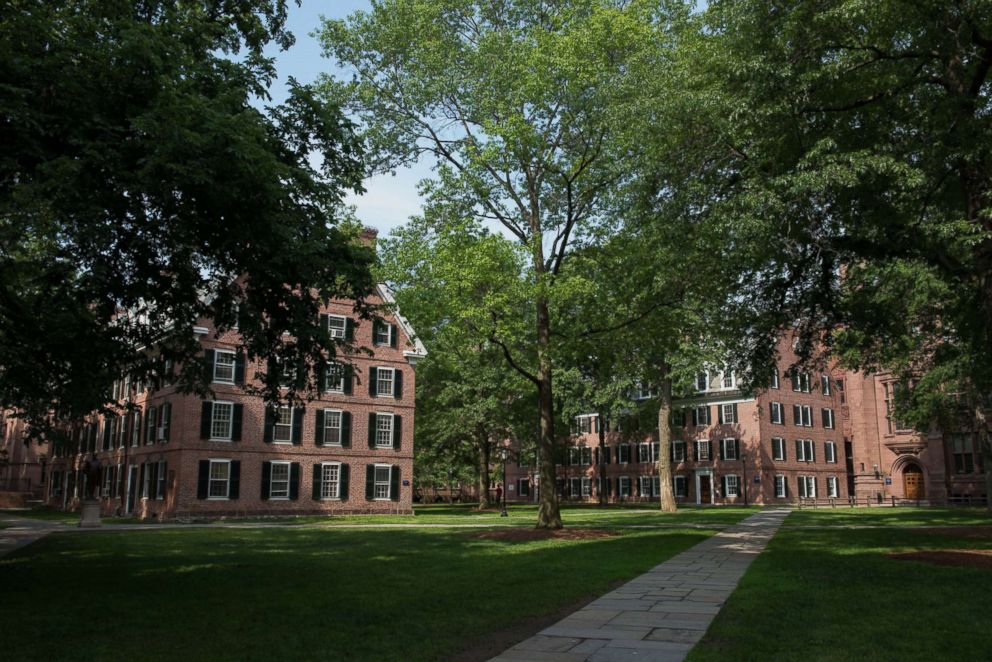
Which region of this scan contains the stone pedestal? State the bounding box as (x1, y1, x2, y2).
(79, 499, 102, 528)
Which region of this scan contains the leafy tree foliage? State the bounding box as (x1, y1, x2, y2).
(0, 1, 376, 434)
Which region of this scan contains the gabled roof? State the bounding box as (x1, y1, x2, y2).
(377, 283, 427, 361)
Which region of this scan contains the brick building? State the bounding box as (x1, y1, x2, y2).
(41, 283, 426, 519)
(507, 336, 850, 506)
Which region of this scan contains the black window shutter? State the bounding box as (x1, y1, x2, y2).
(161, 403, 171, 442)
(316, 362, 325, 395)
(735, 439, 741, 459)
(341, 412, 352, 447)
(795, 439, 802, 460)
(161, 461, 168, 499)
(594, 447, 599, 465)
(235, 352, 246, 385)
(365, 465, 374, 500)
(733, 403, 738, 423)
(821, 408, 828, 427)
(149, 462, 158, 497)
(705, 406, 712, 425)
(229, 461, 240, 499)
(313, 463, 322, 500)
(719, 440, 725, 461)
(289, 463, 300, 500)
(390, 465, 400, 501)
(134, 410, 142, 446)
(718, 406, 724, 425)
(389, 324, 398, 348)
(320, 314, 329, 335)
(793, 404, 801, 426)
(343, 369, 353, 395)
(204, 349, 215, 381)
(708, 440, 714, 460)
(394, 370, 403, 398)
(369, 367, 378, 396)
(200, 402, 212, 439)
(197, 460, 209, 499)
(368, 413, 377, 448)
(345, 318, 354, 341)
(103, 417, 111, 449)
(315, 409, 325, 446)
(605, 447, 611, 464)
(691, 409, 697, 426)
(393, 415, 402, 450)
(263, 407, 274, 443)
(261, 461, 271, 500)
(291, 408, 303, 445)
(145, 407, 155, 443)
(630, 443, 638, 464)
(770, 404, 775, 422)
(232, 404, 243, 442)
(340, 464, 350, 501)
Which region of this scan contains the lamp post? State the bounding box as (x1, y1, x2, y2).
(499, 448, 509, 517)
(742, 451, 748, 507)
(447, 467, 453, 505)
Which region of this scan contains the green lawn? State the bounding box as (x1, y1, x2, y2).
(1, 525, 715, 661)
(784, 506, 991, 528)
(0, 508, 78, 524)
(689, 523, 992, 661)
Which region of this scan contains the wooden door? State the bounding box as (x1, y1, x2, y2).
(903, 466, 924, 499)
(699, 475, 712, 504)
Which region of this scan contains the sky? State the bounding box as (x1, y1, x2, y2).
(263, 1, 431, 236)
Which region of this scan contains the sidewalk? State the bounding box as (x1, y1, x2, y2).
(0, 516, 68, 557)
(491, 508, 791, 662)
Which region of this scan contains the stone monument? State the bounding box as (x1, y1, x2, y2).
(79, 454, 102, 528)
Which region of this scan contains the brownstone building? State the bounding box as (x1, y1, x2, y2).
(40, 283, 425, 519)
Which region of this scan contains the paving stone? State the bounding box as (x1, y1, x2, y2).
(511, 636, 584, 653)
(645, 628, 706, 644)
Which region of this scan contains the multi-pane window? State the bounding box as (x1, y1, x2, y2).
(327, 315, 347, 339)
(638, 443, 655, 463)
(156, 461, 166, 499)
(321, 463, 341, 499)
(518, 478, 530, 496)
(722, 438, 738, 461)
(324, 363, 345, 392)
(375, 413, 394, 447)
(791, 369, 811, 393)
(581, 446, 593, 465)
(774, 475, 786, 498)
(269, 462, 290, 499)
(695, 440, 710, 461)
(570, 477, 582, 497)
(883, 382, 911, 433)
(273, 406, 293, 443)
(214, 350, 235, 384)
(211, 402, 233, 441)
(374, 465, 391, 499)
(673, 475, 687, 497)
(145, 406, 157, 443)
(821, 374, 831, 395)
(837, 378, 845, 404)
(576, 415, 599, 434)
(825, 441, 837, 464)
(798, 475, 817, 498)
(639, 476, 652, 497)
(793, 404, 813, 427)
(724, 474, 740, 497)
(772, 437, 786, 461)
(672, 409, 686, 427)
(568, 447, 580, 466)
(618, 444, 630, 464)
(721, 368, 735, 389)
(796, 438, 815, 462)
(720, 404, 736, 424)
(208, 460, 230, 499)
(323, 410, 343, 445)
(619, 476, 631, 497)
(102, 468, 112, 497)
(631, 382, 657, 400)
(695, 405, 710, 425)
(827, 476, 839, 498)
(377, 368, 395, 397)
(374, 323, 392, 346)
(952, 434, 976, 474)
(822, 408, 835, 429)
(581, 477, 591, 497)
(278, 360, 297, 389)
(770, 369, 780, 389)
(770, 402, 784, 424)
(695, 372, 708, 392)
(672, 440, 686, 462)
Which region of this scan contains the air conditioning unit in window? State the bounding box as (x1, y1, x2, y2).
(157, 426, 168, 441)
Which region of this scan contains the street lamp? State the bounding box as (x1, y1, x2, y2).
(499, 448, 509, 517)
(741, 451, 748, 507)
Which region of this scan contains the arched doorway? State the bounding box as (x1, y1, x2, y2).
(903, 464, 924, 500)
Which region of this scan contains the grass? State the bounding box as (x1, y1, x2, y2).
(784, 506, 991, 528)
(690, 520, 992, 661)
(0, 526, 715, 661)
(221, 503, 759, 528)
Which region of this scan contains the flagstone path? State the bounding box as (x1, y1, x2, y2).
(490, 508, 791, 662)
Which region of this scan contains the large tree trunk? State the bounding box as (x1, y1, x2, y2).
(477, 429, 491, 510)
(655, 367, 677, 513)
(536, 296, 562, 529)
(598, 410, 607, 506)
(975, 403, 992, 513)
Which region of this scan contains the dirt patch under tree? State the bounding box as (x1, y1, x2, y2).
(887, 549, 992, 570)
(470, 528, 620, 543)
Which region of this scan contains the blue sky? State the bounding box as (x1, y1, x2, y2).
(264, 1, 430, 235)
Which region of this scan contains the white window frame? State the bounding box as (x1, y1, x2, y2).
(581, 477, 592, 497)
(672, 440, 686, 462)
(639, 476, 652, 497)
(375, 413, 395, 448)
(825, 441, 837, 464)
(722, 438, 738, 461)
(373, 464, 392, 500)
(327, 315, 347, 339)
(273, 406, 293, 444)
(774, 474, 786, 498)
(373, 323, 393, 346)
(797, 438, 815, 462)
(724, 474, 740, 497)
(156, 460, 166, 500)
(207, 459, 231, 500)
(695, 439, 711, 461)
(619, 476, 631, 497)
(321, 409, 343, 446)
(321, 462, 341, 500)
(376, 366, 395, 398)
(570, 477, 582, 498)
(799, 475, 816, 498)
(772, 437, 785, 461)
(618, 444, 630, 464)
(821, 374, 831, 395)
(695, 371, 709, 392)
(695, 405, 709, 425)
(269, 461, 291, 500)
(324, 362, 345, 393)
(638, 442, 655, 463)
(795, 404, 812, 427)
(720, 368, 735, 390)
(102, 467, 112, 497)
(721, 403, 736, 424)
(827, 475, 839, 498)
(823, 408, 835, 429)
(770, 402, 783, 424)
(770, 369, 780, 389)
(210, 401, 234, 441)
(213, 350, 236, 384)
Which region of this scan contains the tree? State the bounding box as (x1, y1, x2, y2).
(672, 1, 992, 506)
(0, 1, 375, 435)
(319, 0, 662, 528)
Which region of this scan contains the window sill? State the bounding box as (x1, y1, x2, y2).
(207, 497, 230, 501)
(212, 379, 235, 386)
(209, 438, 233, 443)
(269, 496, 290, 501)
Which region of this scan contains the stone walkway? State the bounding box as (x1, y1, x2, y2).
(490, 508, 791, 662)
(0, 516, 64, 557)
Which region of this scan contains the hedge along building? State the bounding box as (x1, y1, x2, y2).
(505, 335, 849, 506)
(44, 283, 426, 519)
